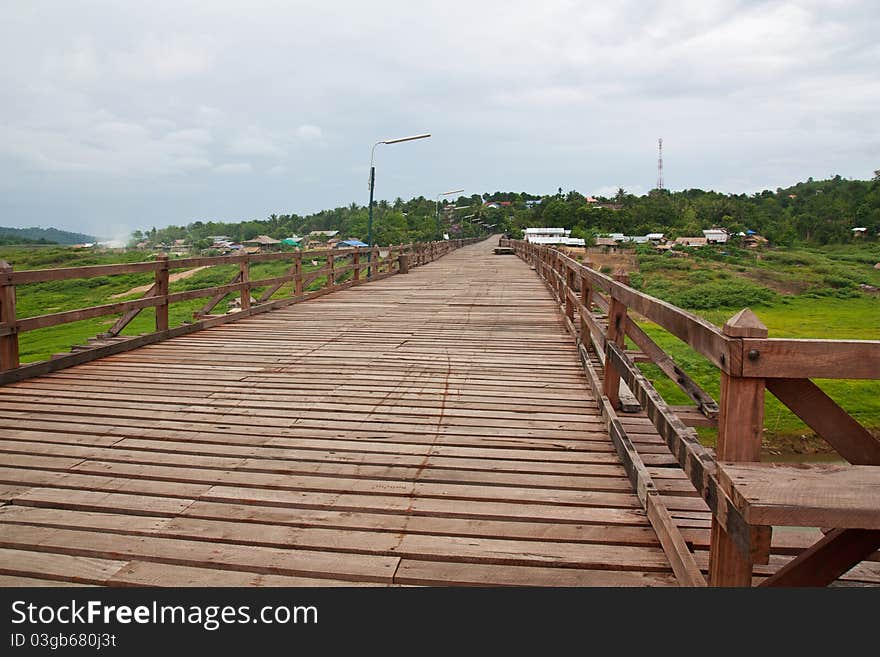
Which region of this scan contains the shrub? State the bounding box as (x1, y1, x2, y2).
(666, 279, 777, 310)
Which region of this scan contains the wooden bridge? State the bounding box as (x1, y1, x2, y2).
(0, 237, 877, 586)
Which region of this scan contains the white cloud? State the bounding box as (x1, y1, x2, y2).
(112, 34, 216, 80)
(214, 162, 253, 174)
(0, 0, 878, 234)
(228, 125, 282, 156)
(164, 128, 212, 145)
(42, 35, 100, 83)
(295, 124, 323, 141)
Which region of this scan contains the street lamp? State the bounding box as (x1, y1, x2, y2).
(367, 133, 431, 276)
(435, 188, 464, 240)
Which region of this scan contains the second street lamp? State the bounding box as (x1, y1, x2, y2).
(435, 188, 464, 240)
(367, 133, 431, 277)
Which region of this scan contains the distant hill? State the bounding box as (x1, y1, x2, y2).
(0, 226, 97, 245)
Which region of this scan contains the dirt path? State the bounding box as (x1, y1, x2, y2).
(111, 266, 210, 298)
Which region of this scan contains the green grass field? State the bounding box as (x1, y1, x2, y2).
(630, 242, 880, 454)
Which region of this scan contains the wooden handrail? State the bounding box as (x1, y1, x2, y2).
(513, 238, 880, 587)
(8, 261, 161, 285)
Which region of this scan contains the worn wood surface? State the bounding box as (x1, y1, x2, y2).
(717, 462, 880, 529)
(740, 338, 880, 380)
(0, 238, 678, 587)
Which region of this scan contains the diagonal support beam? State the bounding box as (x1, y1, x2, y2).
(759, 528, 880, 587)
(104, 284, 157, 337)
(194, 271, 242, 318)
(766, 378, 880, 465)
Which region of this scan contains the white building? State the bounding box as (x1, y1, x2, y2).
(703, 228, 729, 244)
(523, 227, 585, 247)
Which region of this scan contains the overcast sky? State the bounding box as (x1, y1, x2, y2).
(1, 0, 878, 238)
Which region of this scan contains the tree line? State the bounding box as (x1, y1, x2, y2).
(135, 174, 880, 248)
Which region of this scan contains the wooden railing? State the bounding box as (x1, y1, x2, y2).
(513, 238, 880, 587)
(0, 238, 481, 381)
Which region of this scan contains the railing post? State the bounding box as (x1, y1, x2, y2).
(602, 270, 629, 409)
(565, 264, 575, 321)
(353, 249, 360, 281)
(709, 308, 769, 587)
(0, 260, 19, 372)
(372, 246, 379, 276)
(555, 252, 564, 304)
(238, 255, 251, 311)
(294, 251, 303, 296)
(387, 245, 396, 273)
(327, 250, 335, 289)
(398, 251, 410, 274)
(581, 262, 594, 310)
(155, 254, 170, 331)
(579, 271, 592, 342)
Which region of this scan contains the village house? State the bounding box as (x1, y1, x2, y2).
(242, 235, 282, 252)
(281, 236, 304, 248)
(743, 233, 769, 248)
(523, 227, 585, 247)
(675, 236, 708, 247)
(308, 230, 339, 240)
(335, 239, 369, 248)
(703, 228, 729, 244)
(170, 239, 191, 256)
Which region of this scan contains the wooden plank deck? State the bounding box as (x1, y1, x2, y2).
(0, 238, 678, 586)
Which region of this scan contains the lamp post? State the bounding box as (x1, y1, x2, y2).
(367, 133, 431, 276)
(435, 189, 464, 240)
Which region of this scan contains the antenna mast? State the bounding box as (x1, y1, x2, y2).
(656, 138, 664, 190)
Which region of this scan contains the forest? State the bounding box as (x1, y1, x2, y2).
(0, 226, 96, 246)
(136, 173, 880, 248)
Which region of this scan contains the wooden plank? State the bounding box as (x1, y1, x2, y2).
(11, 261, 160, 284)
(645, 493, 706, 586)
(766, 378, 880, 465)
(741, 338, 880, 380)
(16, 295, 163, 332)
(0, 522, 400, 584)
(0, 547, 128, 585)
(110, 561, 384, 587)
(394, 560, 676, 586)
(0, 506, 671, 571)
(717, 462, 880, 529)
